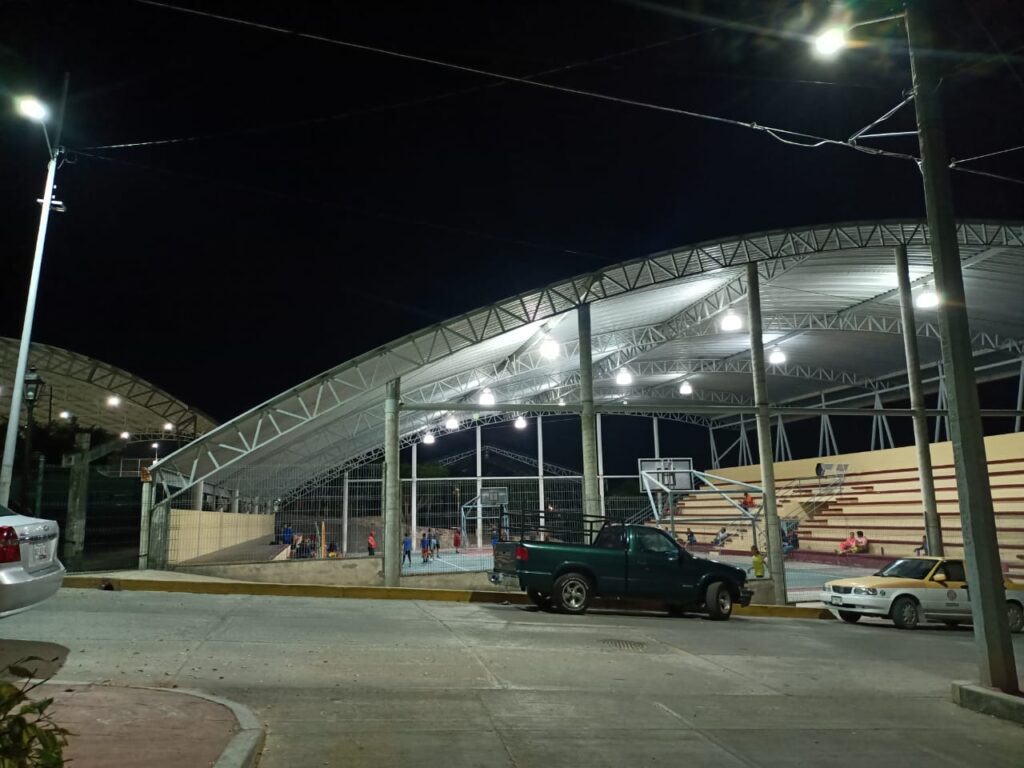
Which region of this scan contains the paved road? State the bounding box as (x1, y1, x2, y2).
(3, 589, 1022, 767)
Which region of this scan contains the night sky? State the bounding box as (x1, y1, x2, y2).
(2, 0, 1023, 436)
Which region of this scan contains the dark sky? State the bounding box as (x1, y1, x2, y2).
(2, 0, 1023, 425)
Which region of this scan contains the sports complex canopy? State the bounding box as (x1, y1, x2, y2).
(0, 337, 217, 438)
(152, 219, 1024, 502)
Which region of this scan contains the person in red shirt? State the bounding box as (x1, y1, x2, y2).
(367, 530, 377, 556)
(453, 528, 462, 554)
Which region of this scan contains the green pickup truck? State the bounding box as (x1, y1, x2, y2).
(494, 523, 752, 618)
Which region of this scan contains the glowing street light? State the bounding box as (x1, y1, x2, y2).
(58, 410, 72, 420)
(615, 368, 633, 386)
(769, 347, 787, 365)
(107, 394, 122, 407)
(679, 381, 693, 395)
(813, 27, 847, 57)
(422, 432, 436, 445)
(720, 310, 743, 332)
(514, 415, 527, 429)
(120, 431, 131, 440)
(915, 289, 939, 308)
(15, 96, 49, 122)
(539, 337, 560, 360)
(162, 422, 174, 432)
(479, 388, 495, 406)
(445, 415, 459, 430)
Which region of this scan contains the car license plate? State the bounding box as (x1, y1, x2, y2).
(33, 543, 49, 561)
(830, 595, 842, 605)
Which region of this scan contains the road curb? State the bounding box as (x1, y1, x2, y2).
(952, 681, 1024, 725)
(46, 680, 264, 768)
(63, 575, 833, 618)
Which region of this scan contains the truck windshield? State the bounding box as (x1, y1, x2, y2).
(593, 525, 626, 549)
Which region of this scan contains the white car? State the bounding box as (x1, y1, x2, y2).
(821, 556, 1024, 632)
(0, 506, 65, 618)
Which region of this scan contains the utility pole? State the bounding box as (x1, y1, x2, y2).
(905, 1, 1017, 693)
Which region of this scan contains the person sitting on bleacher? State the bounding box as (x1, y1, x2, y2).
(712, 527, 730, 546)
(740, 492, 756, 510)
(837, 531, 857, 554)
(686, 528, 697, 546)
(853, 530, 869, 552)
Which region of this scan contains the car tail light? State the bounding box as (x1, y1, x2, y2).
(0, 526, 20, 563)
(515, 545, 528, 562)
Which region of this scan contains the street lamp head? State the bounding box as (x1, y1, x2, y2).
(15, 96, 48, 122)
(151, 442, 159, 450)
(813, 27, 847, 57)
(23, 368, 43, 404)
(107, 394, 122, 407)
(58, 410, 72, 421)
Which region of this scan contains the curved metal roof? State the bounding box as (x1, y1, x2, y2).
(152, 219, 1024, 501)
(0, 338, 217, 437)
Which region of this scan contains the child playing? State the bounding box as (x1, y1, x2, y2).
(748, 546, 766, 578)
(420, 531, 430, 563)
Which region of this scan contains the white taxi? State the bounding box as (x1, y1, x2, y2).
(821, 556, 1024, 632)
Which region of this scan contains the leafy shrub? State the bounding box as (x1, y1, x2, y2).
(0, 658, 69, 767)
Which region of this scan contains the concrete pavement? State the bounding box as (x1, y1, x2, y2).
(2, 588, 1021, 767)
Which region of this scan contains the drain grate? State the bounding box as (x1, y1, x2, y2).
(601, 638, 647, 651)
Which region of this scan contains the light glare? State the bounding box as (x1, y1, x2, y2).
(120, 431, 131, 440)
(720, 311, 743, 332)
(107, 395, 122, 407)
(445, 416, 459, 430)
(423, 432, 435, 444)
(163, 422, 174, 431)
(479, 389, 495, 406)
(916, 290, 939, 308)
(615, 368, 633, 386)
(679, 381, 693, 395)
(814, 27, 847, 56)
(539, 338, 560, 360)
(16, 96, 48, 122)
(514, 416, 527, 430)
(769, 348, 787, 365)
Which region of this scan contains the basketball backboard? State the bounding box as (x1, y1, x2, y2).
(638, 458, 693, 492)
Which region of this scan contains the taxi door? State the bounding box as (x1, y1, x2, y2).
(921, 560, 970, 620)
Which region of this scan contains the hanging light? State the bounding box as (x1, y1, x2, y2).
(557, 398, 566, 406)
(720, 310, 743, 332)
(445, 415, 459, 430)
(539, 337, 560, 360)
(615, 368, 633, 386)
(58, 410, 72, 420)
(107, 394, 122, 407)
(163, 422, 175, 431)
(422, 432, 435, 444)
(514, 415, 527, 430)
(679, 381, 693, 395)
(813, 27, 847, 57)
(916, 289, 939, 308)
(769, 347, 787, 365)
(479, 388, 495, 405)
(120, 431, 131, 440)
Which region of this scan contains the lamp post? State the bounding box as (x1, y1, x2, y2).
(21, 368, 44, 510)
(813, 1, 1018, 694)
(0, 88, 66, 508)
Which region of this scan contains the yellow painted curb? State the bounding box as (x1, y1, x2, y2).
(62, 575, 530, 605)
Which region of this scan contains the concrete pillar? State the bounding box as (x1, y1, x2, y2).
(907, 0, 1017, 692)
(342, 471, 350, 556)
(746, 262, 787, 605)
(537, 415, 545, 531)
(596, 413, 606, 517)
(475, 424, 483, 549)
(411, 441, 418, 548)
(191, 480, 205, 511)
(652, 416, 660, 458)
(138, 480, 153, 570)
(895, 244, 943, 556)
(148, 500, 170, 569)
(230, 488, 240, 513)
(383, 378, 401, 587)
(63, 431, 91, 571)
(708, 424, 719, 469)
(577, 304, 602, 521)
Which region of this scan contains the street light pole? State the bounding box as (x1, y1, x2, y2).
(0, 152, 59, 508)
(903, 1, 1018, 693)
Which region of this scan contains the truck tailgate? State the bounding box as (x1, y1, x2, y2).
(493, 542, 518, 574)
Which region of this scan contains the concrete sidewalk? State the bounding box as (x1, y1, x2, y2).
(16, 682, 262, 768)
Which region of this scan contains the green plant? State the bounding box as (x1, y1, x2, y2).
(0, 658, 69, 768)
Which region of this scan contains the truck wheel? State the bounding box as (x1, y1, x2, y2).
(1008, 601, 1024, 633)
(553, 573, 592, 614)
(890, 596, 920, 630)
(705, 582, 732, 621)
(527, 588, 553, 611)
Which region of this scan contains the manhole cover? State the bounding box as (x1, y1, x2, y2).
(601, 639, 646, 651)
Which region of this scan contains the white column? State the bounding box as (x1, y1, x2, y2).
(191, 480, 204, 511)
(475, 424, 483, 549)
(537, 415, 545, 529)
(411, 441, 418, 544)
(652, 416, 660, 458)
(342, 471, 350, 556)
(230, 488, 240, 513)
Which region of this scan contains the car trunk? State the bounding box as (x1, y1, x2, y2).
(4, 514, 60, 574)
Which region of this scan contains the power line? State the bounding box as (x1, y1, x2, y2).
(126, 0, 917, 164)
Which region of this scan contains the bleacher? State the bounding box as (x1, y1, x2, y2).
(648, 432, 1024, 580)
